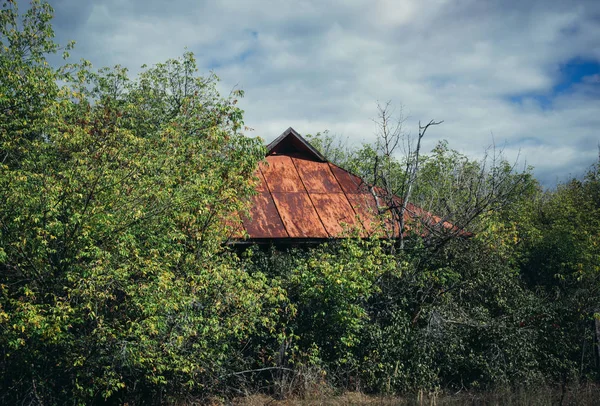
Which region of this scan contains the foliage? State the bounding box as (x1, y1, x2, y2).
(284, 240, 395, 366)
(306, 130, 535, 248)
(0, 1, 284, 403)
(517, 160, 600, 383)
(244, 239, 396, 388)
(1, 1, 600, 403)
(291, 128, 598, 395)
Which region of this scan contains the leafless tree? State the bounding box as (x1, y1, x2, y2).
(368, 102, 442, 250)
(366, 102, 531, 252)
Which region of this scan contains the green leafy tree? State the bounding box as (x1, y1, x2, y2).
(0, 1, 284, 403)
(516, 160, 600, 382)
(0, 0, 73, 168)
(304, 109, 553, 394)
(245, 240, 396, 386)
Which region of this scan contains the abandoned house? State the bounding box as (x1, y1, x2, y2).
(232, 127, 443, 246)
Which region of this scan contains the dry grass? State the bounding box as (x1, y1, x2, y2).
(233, 392, 402, 406)
(227, 384, 600, 406)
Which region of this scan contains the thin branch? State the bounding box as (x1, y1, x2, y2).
(221, 366, 295, 378)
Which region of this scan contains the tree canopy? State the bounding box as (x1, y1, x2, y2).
(1, 1, 599, 404)
(1, 1, 285, 402)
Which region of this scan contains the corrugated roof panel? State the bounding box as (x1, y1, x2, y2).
(253, 167, 268, 192)
(242, 190, 289, 239)
(328, 163, 368, 194)
(345, 194, 400, 238)
(261, 156, 304, 193)
(293, 158, 343, 193)
(310, 193, 358, 236)
(271, 192, 328, 238)
(345, 193, 381, 236)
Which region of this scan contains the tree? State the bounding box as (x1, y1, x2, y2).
(0, 0, 73, 168)
(0, 2, 284, 403)
(301, 105, 553, 394)
(516, 159, 600, 382)
(371, 103, 443, 249)
(308, 103, 533, 251)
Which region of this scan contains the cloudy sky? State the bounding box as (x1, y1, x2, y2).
(45, 0, 600, 187)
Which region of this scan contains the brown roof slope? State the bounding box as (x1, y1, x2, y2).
(238, 127, 447, 242)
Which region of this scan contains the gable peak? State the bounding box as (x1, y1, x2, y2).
(266, 127, 327, 162)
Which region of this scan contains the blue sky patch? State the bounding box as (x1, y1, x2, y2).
(509, 58, 600, 109)
(553, 58, 600, 94)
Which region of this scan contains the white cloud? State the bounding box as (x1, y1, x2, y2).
(48, 0, 600, 187)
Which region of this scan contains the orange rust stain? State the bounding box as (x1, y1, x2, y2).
(345, 193, 382, 236)
(310, 193, 358, 236)
(252, 167, 268, 192)
(271, 192, 328, 238)
(261, 156, 304, 192)
(241, 154, 454, 240)
(293, 158, 343, 193)
(243, 190, 288, 238)
(328, 163, 367, 194)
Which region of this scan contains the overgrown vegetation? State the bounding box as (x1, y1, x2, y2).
(1, 2, 599, 404)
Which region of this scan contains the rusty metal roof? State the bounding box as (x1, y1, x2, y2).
(237, 128, 440, 242)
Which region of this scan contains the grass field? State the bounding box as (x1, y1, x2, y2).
(222, 384, 600, 406)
